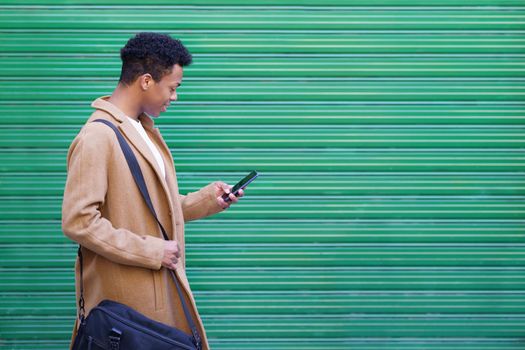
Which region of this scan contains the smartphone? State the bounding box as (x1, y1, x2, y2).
(222, 170, 259, 203)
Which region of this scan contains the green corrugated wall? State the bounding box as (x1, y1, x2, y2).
(1, 1, 524, 349)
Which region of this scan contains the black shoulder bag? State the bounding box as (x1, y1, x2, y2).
(71, 119, 202, 350)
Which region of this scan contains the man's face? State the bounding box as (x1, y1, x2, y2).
(142, 64, 183, 118)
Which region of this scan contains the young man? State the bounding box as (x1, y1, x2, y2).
(62, 32, 243, 350)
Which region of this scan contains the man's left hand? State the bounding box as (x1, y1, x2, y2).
(214, 181, 244, 210)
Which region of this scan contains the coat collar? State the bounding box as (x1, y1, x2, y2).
(91, 95, 155, 131)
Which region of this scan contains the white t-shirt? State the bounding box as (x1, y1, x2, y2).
(127, 117, 166, 179)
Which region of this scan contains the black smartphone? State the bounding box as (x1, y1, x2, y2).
(222, 170, 259, 203)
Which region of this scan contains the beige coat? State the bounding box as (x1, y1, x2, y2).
(62, 96, 223, 349)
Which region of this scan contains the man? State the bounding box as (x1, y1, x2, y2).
(62, 32, 243, 350)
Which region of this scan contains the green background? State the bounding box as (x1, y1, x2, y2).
(0, 1, 524, 349)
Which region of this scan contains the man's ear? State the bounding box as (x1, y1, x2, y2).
(139, 73, 153, 91)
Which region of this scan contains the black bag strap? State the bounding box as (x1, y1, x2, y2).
(77, 118, 202, 350)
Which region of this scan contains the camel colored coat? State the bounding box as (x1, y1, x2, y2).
(62, 96, 223, 350)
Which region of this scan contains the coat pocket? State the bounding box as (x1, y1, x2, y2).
(152, 269, 165, 311)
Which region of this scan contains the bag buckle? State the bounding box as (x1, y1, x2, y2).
(194, 335, 202, 350)
(108, 327, 122, 350)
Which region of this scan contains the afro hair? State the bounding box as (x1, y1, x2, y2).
(119, 32, 192, 85)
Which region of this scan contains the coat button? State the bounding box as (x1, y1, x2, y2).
(169, 210, 173, 217)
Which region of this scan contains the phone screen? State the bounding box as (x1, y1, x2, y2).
(232, 170, 259, 192)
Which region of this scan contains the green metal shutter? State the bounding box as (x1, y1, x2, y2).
(1, 1, 524, 349)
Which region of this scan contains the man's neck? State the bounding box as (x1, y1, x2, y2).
(107, 84, 143, 120)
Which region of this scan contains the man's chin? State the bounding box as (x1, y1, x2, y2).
(145, 111, 160, 119)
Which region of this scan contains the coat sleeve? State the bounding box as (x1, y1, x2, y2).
(179, 183, 224, 222)
(61, 124, 166, 270)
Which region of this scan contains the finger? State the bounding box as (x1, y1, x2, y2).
(229, 192, 239, 203)
(217, 196, 230, 209)
(237, 189, 245, 197)
(221, 183, 232, 194)
(174, 242, 181, 258)
(215, 181, 227, 189)
(215, 182, 229, 195)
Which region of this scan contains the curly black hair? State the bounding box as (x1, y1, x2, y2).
(119, 32, 193, 85)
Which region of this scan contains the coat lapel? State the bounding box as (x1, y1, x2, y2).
(90, 97, 177, 230)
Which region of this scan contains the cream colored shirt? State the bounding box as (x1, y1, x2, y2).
(127, 116, 166, 179)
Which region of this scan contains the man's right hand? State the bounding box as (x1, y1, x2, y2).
(161, 240, 181, 270)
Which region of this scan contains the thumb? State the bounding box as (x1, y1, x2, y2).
(217, 181, 232, 194)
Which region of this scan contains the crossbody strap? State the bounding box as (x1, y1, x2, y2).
(77, 118, 202, 350)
